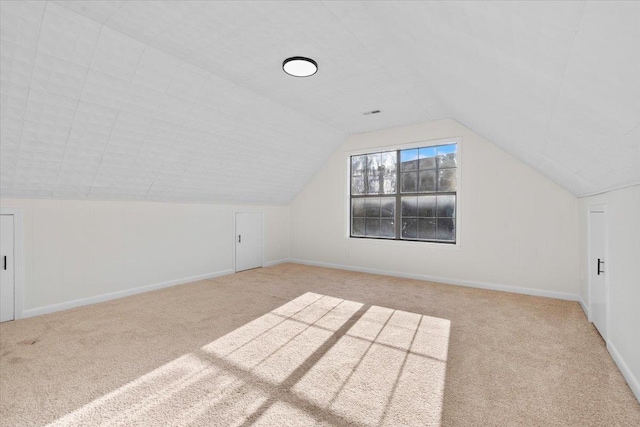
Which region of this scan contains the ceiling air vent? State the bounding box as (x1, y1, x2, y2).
(363, 110, 381, 115)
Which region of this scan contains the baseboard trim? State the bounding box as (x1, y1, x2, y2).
(608, 341, 640, 403)
(21, 269, 234, 319)
(263, 259, 289, 267)
(579, 296, 590, 320)
(289, 258, 579, 301)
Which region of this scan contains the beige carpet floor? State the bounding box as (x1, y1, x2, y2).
(0, 263, 638, 426)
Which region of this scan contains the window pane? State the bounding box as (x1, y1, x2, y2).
(419, 147, 437, 170)
(351, 176, 365, 195)
(382, 175, 396, 194)
(400, 149, 418, 171)
(437, 144, 457, 168)
(367, 153, 382, 175)
(418, 170, 436, 192)
(401, 197, 418, 217)
(401, 172, 417, 193)
(380, 219, 395, 238)
(352, 198, 365, 217)
(367, 175, 380, 194)
(381, 151, 397, 175)
(437, 169, 456, 191)
(418, 195, 436, 217)
(436, 218, 455, 241)
(352, 218, 365, 236)
(365, 218, 381, 236)
(352, 144, 456, 244)
(380, 197, 395, 217)
(365, 197, 380, 217)
(436, 195, 455, 218)
(418, 218, 436, 240)
(352, 155, 366, 176)
(401, 218, 418, 239)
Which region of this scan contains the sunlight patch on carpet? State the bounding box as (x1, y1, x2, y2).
(48, 292, 450, 426)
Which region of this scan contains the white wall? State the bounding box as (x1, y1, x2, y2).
(578, 185, 640, 401)
(290, 119, 580, 298)
(0, 198, 289, 317)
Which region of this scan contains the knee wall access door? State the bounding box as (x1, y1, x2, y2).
(235, 212, 263, 272)
(589, 208, 607, 340)
(1, 214, 15, 322)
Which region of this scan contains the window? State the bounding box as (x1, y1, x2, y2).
(350, 143, 457, 243)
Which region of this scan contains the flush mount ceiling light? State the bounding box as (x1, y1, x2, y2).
(283, 56, 318, 77)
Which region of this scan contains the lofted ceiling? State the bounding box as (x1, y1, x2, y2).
(0, 1, 638, 204)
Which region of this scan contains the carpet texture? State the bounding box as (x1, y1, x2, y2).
(0, 263, 638, 426)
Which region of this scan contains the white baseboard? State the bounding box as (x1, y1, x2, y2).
(579, 296, 590, 320)
(21, 269, 234, 319)
(289, 258, 580, 301)
(263, 259, 289, 267)
(608, 341, 640, 403)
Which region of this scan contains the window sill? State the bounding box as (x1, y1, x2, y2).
(345, 235, 461, 250)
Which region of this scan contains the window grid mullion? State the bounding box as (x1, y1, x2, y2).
(350, 145, 456, 243)
(396, 149, 401, 239)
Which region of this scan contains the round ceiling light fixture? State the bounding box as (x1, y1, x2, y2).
(282, 56, 318, 77)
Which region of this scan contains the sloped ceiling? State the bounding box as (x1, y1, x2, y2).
(1, 1, 638, 203)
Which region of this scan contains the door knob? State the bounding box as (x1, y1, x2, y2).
(597, 258, 604, 275)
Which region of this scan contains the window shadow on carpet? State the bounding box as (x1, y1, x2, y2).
(48, 292, 450, 426)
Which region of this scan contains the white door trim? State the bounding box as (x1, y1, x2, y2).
(0, 208, 24, 320)
(587, 204, 609, 341)
(233, 210, 264, 273)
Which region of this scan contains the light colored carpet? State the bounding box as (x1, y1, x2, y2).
(0, 263, 638, 426)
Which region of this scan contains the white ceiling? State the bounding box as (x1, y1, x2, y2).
(1, 1, 638, 203)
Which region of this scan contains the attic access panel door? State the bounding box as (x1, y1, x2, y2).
(0, 215, 15, 322)
(235, 212, 263, 272)
(589, 209, 607, 340)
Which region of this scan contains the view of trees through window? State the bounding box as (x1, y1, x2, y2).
(350, 143, 457, 243)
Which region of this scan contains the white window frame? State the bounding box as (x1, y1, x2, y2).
(343, 137, 462, 250)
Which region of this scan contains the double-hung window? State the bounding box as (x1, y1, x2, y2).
(350, 142, 457, 243)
